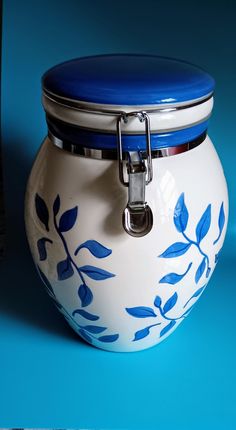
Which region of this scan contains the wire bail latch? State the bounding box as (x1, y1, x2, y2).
(117, 111, 154, 237)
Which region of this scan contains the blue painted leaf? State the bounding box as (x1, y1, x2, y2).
(182, 304, 195, 317)
(35, 193, 49, 231)
(37, 265, 55, 297)
(159, 242, 191, 258)
(154, 296, 162, 308)
(192, 285, 206, 298)
(72, 309, 99, 321)
(83, 325, 106, 334)
(213, 202, 225, 245)
(37, 237, 53, 261)
(98, 334, 119, 343)
(74, 240, 112, 258)
(160, 320, 176, 337)
(79, 265, 115, 280)
(133, 327, 151, 341)
(215, 248, 222, 264)
(196, 204, 211, 243)
(195, 257, 206, 283)
(57, 257, 74, 280)
(79, 329, 93, 344)
(163, 292, 178, 314)
(218, 202, 225, 231)
(174, 193, 189, 232)
(53, 195, 60, 216)
(183, 285, 206, 308)
(78, 283, 93, 307)
(159, 262, 192, 285)
(59, 206, 78, 232)
(126, 307, 156, 318)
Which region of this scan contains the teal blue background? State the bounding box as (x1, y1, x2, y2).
(1, 0, 236, 428)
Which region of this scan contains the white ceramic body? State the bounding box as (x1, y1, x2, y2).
(25, 135, 228, 352)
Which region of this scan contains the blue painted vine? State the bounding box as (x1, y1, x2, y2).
(159, 193, 225, 284)
(213, 202, 225, 264)
(126, 193, 226, 342)
(35, 193, 119, 344)
(126, 287, 206, 341)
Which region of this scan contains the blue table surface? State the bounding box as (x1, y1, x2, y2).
(1, 0, 236, 428)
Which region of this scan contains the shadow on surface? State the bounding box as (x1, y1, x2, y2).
(0, 250, 82, 342)
(0, 137, 88, 345)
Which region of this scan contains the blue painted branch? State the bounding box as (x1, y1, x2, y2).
(182, 231, 211, 273)
(53, 213, 86, 286)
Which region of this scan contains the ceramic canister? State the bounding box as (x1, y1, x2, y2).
(25, 54, 228, 352)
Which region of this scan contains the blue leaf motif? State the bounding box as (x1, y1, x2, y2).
(195, 257, 206, 283)
(182, 304, 195, 317)
(53, 195, 60, 216)
(196, 204, 211, 244)
(174, 193, 189, 232)
(72, 309, 99, 321)
(126, 307, 157, 318)
(191, 285, 206, 298)
(35, 194, 49, 231)
(79, 329, 93, 344)
(154, 296, 162, 308)
(163, 292, 178, 314)
(37, 265, 55, 297)
(213, 202, 225, 245)
(57, 257, 74, 280)
(59, 206, 78, 232)
(133, 327, 151, 341)
(78, 283, 93, 307)
(75, 240, 112, 258)
(98, 334, 119, 343)
(183, 285, 206, 308)
(37, 237, 53, 261)
(83, 325, 107, 334)
(160, 320, 176, 337)
(79, 265, 115, 280)
(215, 248, 222, 264)
(159, 262, 192, 284)
(159, 242, 191, 258)
(218, 203, 225, 231)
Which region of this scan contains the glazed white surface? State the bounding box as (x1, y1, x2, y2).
(25, 136, 228, 352)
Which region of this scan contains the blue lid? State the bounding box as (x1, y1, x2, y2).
(43, 54, 214, 105)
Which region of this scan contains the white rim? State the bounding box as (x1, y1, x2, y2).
(43, 91, 213, 134)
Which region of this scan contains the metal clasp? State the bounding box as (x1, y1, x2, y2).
(117, 111, 153, 237)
